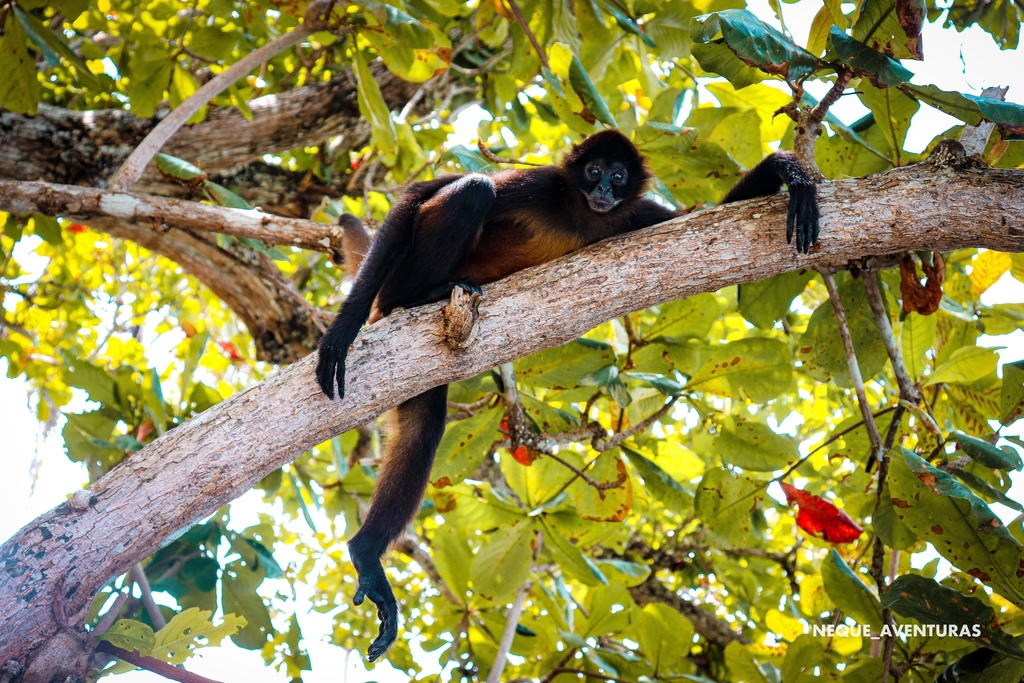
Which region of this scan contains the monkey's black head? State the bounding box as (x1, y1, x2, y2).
(563, 129, 649, 214)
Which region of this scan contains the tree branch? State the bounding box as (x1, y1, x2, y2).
(94, 642, 224, 683)
(2, 160, 1022, 677)
(0, 180, 346, 255)
(820, 270, 884, 464)
(109, 3, 333, 191)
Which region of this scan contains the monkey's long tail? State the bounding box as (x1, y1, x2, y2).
(347, 384, 449, 565)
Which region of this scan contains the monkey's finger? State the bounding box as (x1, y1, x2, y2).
(786, 204, 796, 246)
(353, 588, 366, 606)
(335, 363, 346, 401)
(316, 355, 336, 399)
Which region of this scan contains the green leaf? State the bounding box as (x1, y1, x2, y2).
(592, 558, 651, 587)
(0, 13, 39, 115)
(694, 467, 766, 548)
(567, 53, 616, 126)
(623, 445, 693, 511)
(798, 277, 888, 387)
(1000, 361, 1024, 424)
(642, 292, 721, 340)
(569, 450, 632, 521)
(691, 10, 818, 82)
(127, 43, 173, 119)
(904, 85, 1024, 134)
(691, 41, 766, 90)
(31, 214, 62, 246)
(637, 602, 694, 675)
(781, 634, 826, 683)
(516, 339, 615, 390)
(153, 608, 247, 663)
(688, 338, 792, 403)
(154, 154, 208, 183)
(205, 182, 252, 210)
(951, 432, 1024, 471)
(541, 520, 608, 586)
(738, 270, 814, 329)
(431, 406, 503, 488)
(857, 81, 919, 157)
(883, 574, 1024, 658)
(471, 520, 536, 601)
(901, 311, 936, 379)
(353, 48, 396, 156)
(829, 26, 913, 87)
(97, 619, 157, 654)
(712, 417, 798, 471)
(582, 584, 634, 637)
(873, 487, 919, 550)
(889, 448, 1024, 607)
(822, 549, 884, 629)
(925, 346, 1000, 386)
(851, 0, 923, 60)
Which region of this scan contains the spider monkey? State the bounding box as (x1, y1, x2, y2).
(316, 129, 819, 661)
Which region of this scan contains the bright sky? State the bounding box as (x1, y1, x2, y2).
(2, 3, 1023, 681)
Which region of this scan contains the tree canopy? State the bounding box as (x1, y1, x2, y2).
(0, 0, 1023, 681)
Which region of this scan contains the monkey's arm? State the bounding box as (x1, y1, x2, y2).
(721, 151, 820, 254)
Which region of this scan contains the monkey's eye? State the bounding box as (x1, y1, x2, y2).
(612, 171, 626, 185)
(586, 164, 601, 179)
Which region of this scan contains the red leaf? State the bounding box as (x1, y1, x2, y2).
(781, 483, 863, 543)
(181, 320, 198, 338)
(511, 444, 536, 466)
(67, 223, 88, 234)
(136, 418, 155, 443)
(218, 340, 244, 361)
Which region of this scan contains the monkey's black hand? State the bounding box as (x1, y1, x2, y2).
(786, 181, 820, 254)
(316, 340, 347, 400)
(353, 560, 399, 662)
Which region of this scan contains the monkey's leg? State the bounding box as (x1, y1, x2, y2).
(347, 384, 449, 661)
(721, 151, 820, 254)
(377, 174, 496, 314)
(317, 178, 465, 399)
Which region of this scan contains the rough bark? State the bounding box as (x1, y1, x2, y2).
(0, 67, 419, 190)
(1, 160, 1022, 681)
(0, 181, 344, 255)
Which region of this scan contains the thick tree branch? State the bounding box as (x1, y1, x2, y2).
(0, 66, 422, 190)
(0, 181, 345, 255)
(1, 161, 1022, 679)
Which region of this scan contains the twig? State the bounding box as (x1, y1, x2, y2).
(959, 86, 1008, 157)
(476, 140, 542, 166)
(130, 565, 167, 630)
(820, 270, 884, 464)
(92, 589, 131, 635)
(546, 451, 626, 492)
(505, 0, 549, 70)
(95, 641, 224, 683)
(485, 530, 542, 683)
(551, 670, 635, 683)
(862, 271, 921, 404)
(774, 405, 898, 483)
(793, 68, 853, 181)
(593, 398, 677, 451)
(394, 537, 462, 605)
(109, 1, 333, 191)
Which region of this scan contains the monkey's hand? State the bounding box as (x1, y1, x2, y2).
(786, 180, 820, 255)
(316, 339, 347, 400)
(353, 560, 399, 662)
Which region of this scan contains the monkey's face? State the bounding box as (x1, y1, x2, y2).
(578, 160, 630, 213)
